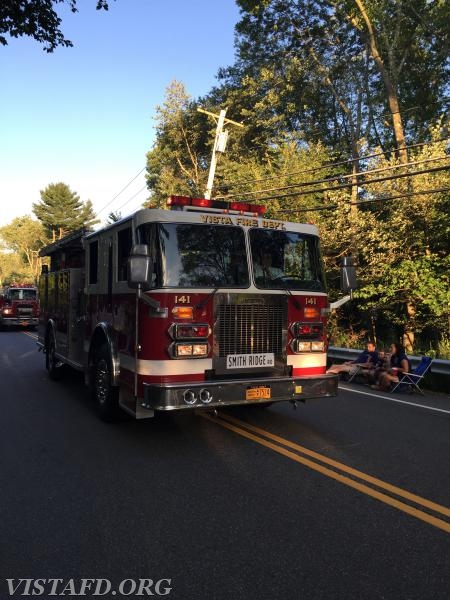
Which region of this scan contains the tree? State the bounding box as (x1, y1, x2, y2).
(107, 211, 122, 223)
(0, 0, 112, 52)
(146, 80, 211, 205)
(0, 215, 48, 282)
(0, 250, 31, 286)
(33, 182, 99, 239)
(353, 131, 450, 350)
(219, 0, 449, 157)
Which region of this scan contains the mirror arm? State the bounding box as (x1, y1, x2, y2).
(329, 294, 352, 311)
(137, 286, 167, 315)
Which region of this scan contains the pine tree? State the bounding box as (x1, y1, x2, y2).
(33, 182, 99, 240)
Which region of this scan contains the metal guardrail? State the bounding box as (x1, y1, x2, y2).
(328, 347, 450, 377)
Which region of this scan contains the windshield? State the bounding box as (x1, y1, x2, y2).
(249, 229, 326, 291)
(139, 223, 249, 288)
(9, 289, 37, 301)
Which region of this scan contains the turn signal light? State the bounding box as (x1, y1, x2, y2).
(172, 306, 194, 319)
(304, 306, 320, 319)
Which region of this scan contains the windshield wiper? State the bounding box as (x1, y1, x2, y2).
(273, 278, 301, 310)
(195, 287, 220, 310)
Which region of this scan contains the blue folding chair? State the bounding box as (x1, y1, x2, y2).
(391, 356, 432, 395)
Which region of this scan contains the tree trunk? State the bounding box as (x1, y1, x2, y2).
(402, 301, 416, 354)
(351, 0, 408, 164)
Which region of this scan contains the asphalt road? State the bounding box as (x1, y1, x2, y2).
(1, 330, 449, 600)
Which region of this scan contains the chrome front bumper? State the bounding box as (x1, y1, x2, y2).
(143, 374, 338, 411)
(0, 317, 39, 327)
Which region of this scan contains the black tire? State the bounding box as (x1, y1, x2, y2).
(93, 348, 120, 422)
(46, 332, 64, 380)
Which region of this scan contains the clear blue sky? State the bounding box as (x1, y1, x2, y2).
(0, 0, 240, 227)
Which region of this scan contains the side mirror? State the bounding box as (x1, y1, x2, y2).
(127, 244, 153, 289)
(340, 256, 357, 293)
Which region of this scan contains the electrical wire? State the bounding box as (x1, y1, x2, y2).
(114, 186, 148, 214)
(213, 136, 450, 191)
(215, 155, 450, 200)
(96, 167, 146, 216)
(234, 163, 450, 203)
(275, 186, 450, 214)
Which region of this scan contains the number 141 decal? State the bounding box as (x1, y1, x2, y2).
(175, 295, 191, 304)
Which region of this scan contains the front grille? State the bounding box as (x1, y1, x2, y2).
(216, 297, 287, 357)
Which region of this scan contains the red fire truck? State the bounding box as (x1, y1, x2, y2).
(37, 196, 356, 420)
(0, 284, 39, 330)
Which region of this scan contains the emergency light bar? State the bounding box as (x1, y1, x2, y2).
(167, 195, 266, 217)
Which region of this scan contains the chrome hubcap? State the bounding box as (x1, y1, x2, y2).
(95, 359, 109, 405)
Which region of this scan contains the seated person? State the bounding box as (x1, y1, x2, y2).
(254, 252, 284, 283)
(371, 342, 410, 391)
(327, 341, 379, 378)
(363, 350, 389, 384)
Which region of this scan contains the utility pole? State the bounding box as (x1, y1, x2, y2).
(197, 107, 244, 199)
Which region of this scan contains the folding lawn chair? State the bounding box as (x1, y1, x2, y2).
(391, 356, 433, 395)
(347, 363, 364, 382)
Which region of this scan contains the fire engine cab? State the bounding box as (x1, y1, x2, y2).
(0, 284, 39, 330)
(37, 196, 356, 421)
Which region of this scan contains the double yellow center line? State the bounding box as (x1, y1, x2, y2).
(201, 411, 450, 534)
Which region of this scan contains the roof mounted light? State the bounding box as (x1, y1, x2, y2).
(167, 195, 266, 217)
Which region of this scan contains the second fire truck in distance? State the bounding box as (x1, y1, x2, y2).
(37, 196, 356, 420)
(0, 284, 39, 330)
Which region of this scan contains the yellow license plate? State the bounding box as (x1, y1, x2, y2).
(246, 386, 271, 401)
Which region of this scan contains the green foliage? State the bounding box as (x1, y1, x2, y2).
(144, 3, 449, 356)
(221, 0, 449, 153)
(0, 252, 32, 286)
(146, 81, 211, 206)
(437, 335, 450, 361)
(0, 1, 112, 52)
(0, 216, 48, 283)
(33, 182, 99, 239)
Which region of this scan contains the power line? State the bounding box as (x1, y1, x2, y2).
(235, 163, 450, 204)
(214, 136, 450, 191)
(114, 186, 148, 214)
(216, 155, 450, 200)
(96, 167, 146, 216)
(275, 186, 450, 214)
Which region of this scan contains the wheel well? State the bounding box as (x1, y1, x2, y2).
(88, 325, 119, 388)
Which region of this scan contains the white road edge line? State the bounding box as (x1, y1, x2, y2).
(339, 385, 450, 415)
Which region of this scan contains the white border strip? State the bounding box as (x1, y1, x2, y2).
(340, 385, 450, 415)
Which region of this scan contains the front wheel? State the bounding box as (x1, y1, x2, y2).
(93, 349, 120, 422)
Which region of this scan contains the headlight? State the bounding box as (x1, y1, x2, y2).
(290, 339, 325, 353)
(291, 340, 312, 353)
(171, 342, 209, 358)
(311, 341, 325, 352)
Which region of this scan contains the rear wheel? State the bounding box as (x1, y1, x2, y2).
(93, 348, 120, 422)
(46, 332, 63, 380)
